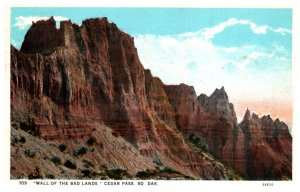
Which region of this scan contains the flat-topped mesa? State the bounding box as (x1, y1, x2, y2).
(21, 17, 64, 54)
(21, 17, 85, 54)
(11, 16, 292, 180)
(164, 83, 197, 113)
(20, 17, 133, 55)
(13, 16, 149, 143)
(14, 17, 224, 179)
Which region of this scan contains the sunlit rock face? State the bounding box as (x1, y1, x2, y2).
(11, 17, 292, 180)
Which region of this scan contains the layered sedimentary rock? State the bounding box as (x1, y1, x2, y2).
(11, 17, 233, 179)
(164, 83, 292, 179)
(239, 109, 292, 179)
(164, 85, 247, 176)
(11, 17, 292, 180)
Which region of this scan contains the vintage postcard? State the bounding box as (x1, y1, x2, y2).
(1, 0, 299, 192)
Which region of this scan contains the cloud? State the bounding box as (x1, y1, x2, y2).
(235, 51, 271, 71)
(178, 18, 291, 40)
(134, 19, 292, 104)
(14, 16, 69, 30)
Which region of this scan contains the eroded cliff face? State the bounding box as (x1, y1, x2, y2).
(11, 17, 292, 180)
(164, 85, 247, 177)
(163, 84, 292, 179)
(239, 109, 292, 179)
(11, 17, 236, 179)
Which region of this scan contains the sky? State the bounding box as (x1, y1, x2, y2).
(10, 8, 292, 127)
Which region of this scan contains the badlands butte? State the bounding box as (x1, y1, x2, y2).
(10, 17, 292, 180)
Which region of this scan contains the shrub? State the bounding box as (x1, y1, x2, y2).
(87, 136, 97, 146)
(188, 134, 209, 152)
(46, 174, 55, 179)
(11, 138, 18, 146)
(19, 136, 26, 144)
(58, 144, 67, 152)
(24, 149, 36, 158)
(11, 136, 26, 146)
(81, 169, 91, 177)
(161, 166, 179, 174)
(153, 159, 163, 166)
(106, 168, 130, 180)
(20, 118, 38, 136)
(11, 123, 18, 130)
(82, 159, 94, 168)
(50, 156, 62, 166)
(28, 167, 43, 179)
(73, 146, 87, 156)
(136, 170, 156, 179)
(64, 160, 77, 169)
(112, 131, 120, 137)
(101, 164, 108, 170)
(81, 169, 98, 178)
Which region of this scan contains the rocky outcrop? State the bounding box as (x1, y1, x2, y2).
(144, 70, 176, 127)
(13, 17, 151, 144)
(239, 109, 292, 179)
(11, 17, 237, 179)
(164, 85, 247, 176)
(197, 88, 247, 176)
(164, 83, 198, 133)
(11, 17, 292, 180)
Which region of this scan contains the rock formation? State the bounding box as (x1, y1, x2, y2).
(239, 109, 292, 179)
(164, 85, 248, 176)
(11, 17, 292, 180)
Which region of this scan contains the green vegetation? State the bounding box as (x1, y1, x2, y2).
(11, 136, 27, 146)
(188, 134, 209, 152)
(24, 149, 36, 158)
(46, 174, 55, 179)
(28, 167, 43, 179)
(96, 171, 109, 180)
(219, 160, 243, 180)
(81, 169, 91, 177)
(19, 118, 38, 136)
(86, 136, 97, 146)
(161, 166, 179, 174)
(136, 166, 184, 179)
(64, 160, 77, 169)
(11, 138, 18, 146)
(101, 164, 108, 170)
(153, 159, 163, 166)
(50, 156, 62, 166)
(82, 159, 94, 168)
(183, 133, 242, 180)
(78, 168, 132, 179)
(136, 169, 157, 179)
(80, 169, 98, 178)
(19, 136, 26, 143)
(112, 131, 120, 137)
(11, 123, 19, 130)
(106, 168, 131, 180)
(73, 146, 87, 156)
(58, 144, 67, 152)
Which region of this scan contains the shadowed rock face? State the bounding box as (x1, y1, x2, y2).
(14, 17, 151, 144)
(11, 17, 292, 180)
(239, 110, 292, 179)
(164, 85, 248, 177)
(11, 17, 229, 179)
